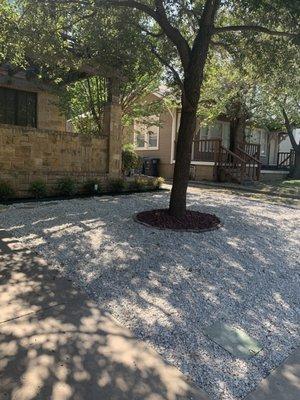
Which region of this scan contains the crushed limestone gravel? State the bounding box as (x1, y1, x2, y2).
(0, 189, 299, 400)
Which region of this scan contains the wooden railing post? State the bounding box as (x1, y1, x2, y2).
(191, 140, 195, 161)
(213, 139, 221, 180)
(256, 160, 261, 180)
(277, 151, 294, 168)
(291, 149, 295, 166)
(257, 144, 261, 160)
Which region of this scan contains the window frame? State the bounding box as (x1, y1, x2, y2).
(135, 131, 147, 149)
(134, 120, 159, 150)
(0, 87, 37, 128)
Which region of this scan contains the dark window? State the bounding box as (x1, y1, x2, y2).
(0, 87, 37, 127)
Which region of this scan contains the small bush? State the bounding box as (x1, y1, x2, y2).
(0, 181, 14, 200)
(129, 177, 149, 191)
(57, 177, 76, 197)
(153, 177, 165, 189)
(83, 180, 102, 195)
(122, 144, 142, 175)
(29, 179, 47, 199)
(110, 178, 127, 193)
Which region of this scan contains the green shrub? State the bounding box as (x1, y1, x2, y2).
(129, 177, 149, 191)
(29, 179, 47, 199)
(57, 177, 76, 197)
(0, 181, 14, 200)
(122, 144, 142, 175)
(83, 180, 102, 195)
(153, 177, 165, 189)
(109, 178, 126, 193)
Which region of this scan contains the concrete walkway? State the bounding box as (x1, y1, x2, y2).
(0, 229, 208, 400)
(165, 180, 300, 201)
(186, 180, 300, 200)
(245, 348, 300, 400)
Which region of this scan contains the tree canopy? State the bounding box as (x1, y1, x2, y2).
(1, 0, 299, 213)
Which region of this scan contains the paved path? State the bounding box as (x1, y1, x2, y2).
(245, 348, 300, 400)
(0, 229, 208, 400)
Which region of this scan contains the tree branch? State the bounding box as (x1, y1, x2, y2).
(190, 0, 221, 71)
(282, 107, 299, 150)
(137, 23, 164, 39)
(210, 40, 231, 52)
(95, 0, 191, 71)
(145, 40, 183, 90)
(214, 25, 299, 39)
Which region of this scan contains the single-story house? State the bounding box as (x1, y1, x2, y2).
(132, 92, 296, 183)
(0, 66, 122, 197)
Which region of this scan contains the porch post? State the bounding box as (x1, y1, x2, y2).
(213, 138, 221, 181)
(104, 77, 122, 178)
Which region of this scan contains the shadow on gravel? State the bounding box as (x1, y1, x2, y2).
(0, 229, 205, 400)
(0, 191, 299, 400)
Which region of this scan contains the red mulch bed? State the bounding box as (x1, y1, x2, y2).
(134, 209, 221, 232)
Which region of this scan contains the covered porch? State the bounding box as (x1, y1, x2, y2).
(173, 135, 294, 183)
(174, 138, 262, 184)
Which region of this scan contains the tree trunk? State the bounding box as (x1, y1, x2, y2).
(168, 0, 220, 218)
(229, 119, 239, 151)
(229, 116, 246, 152)
(282, 108, 300, 179)
(291, 149, 300, 179)
(169, 104, 197, 217)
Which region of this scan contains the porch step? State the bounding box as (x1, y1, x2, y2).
(218, 167, 257, 186)
(218, 167, 255, 185)
(217, 144, 261, 185)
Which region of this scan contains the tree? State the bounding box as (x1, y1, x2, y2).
(1, 0, 164, 140)
(198, 55, 260, 151)
(2, 1, 299, 215)
(87, 0, 299, 217)
(198, 22, 300, 174)
(60, 73, 163, 136)
(234, 30, 300, 177)
(282, 108, 300, 178)
(253, 80, 300, 178)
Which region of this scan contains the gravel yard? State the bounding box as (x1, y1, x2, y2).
(0, 188, 299, 400)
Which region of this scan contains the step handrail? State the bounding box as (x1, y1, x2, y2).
(278, 150, 295, 167)
(241, 141, 261, 159)
(219, 146, 246, 164)
(278, 153, 291, 166)
(236, 146, 261, 180)
(236, 146, 262, 165)
(218, 146, 247, 183)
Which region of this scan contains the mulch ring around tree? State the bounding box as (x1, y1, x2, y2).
(134, 209, 222, 232)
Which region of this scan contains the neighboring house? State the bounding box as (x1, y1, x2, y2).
(132, 94, 295, 182)
(0, 66, 122, 197)
(279, 129, 300, 153)
(271, 129, 299, 166)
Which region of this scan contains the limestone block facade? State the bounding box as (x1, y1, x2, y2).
(0, 124, 109, 197)
(0, 72, 122, 198)
(37, 91, 66, 132)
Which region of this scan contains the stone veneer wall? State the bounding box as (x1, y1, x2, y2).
(0, 124, 109, 197)
(37, 92, 67, 132)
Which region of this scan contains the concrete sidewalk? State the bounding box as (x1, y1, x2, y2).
(245, 348, 300, 400)
(0, 229, 208, 400)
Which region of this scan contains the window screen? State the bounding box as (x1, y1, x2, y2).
(148, 131, 158, 148)
(0, 87, 37, 127)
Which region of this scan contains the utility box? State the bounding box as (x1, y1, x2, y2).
(142, 157, 160, 177)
